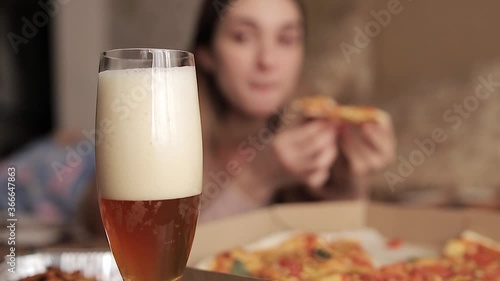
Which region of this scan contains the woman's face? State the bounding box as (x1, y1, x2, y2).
(205, 0, 305, 118)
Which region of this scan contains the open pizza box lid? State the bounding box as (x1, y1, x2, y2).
(187, 201, 500, 266)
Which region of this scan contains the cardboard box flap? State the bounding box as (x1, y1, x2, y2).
(189, 202, 500, 266)
(464, 208, 500, 241)
(190, 208, 282, 265)
(190, 201, 366, 265)
(268, 201, 367, 232)
(367, 203, 465, 248)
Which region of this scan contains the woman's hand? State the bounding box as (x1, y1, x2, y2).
(339, 120, 396, 177)
(307, 119, 396, 201)
(272, 120, 338, 189)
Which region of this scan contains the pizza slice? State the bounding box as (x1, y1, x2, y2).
(313, 271, 380, 281)
(378, 258, 459, 280)
(443, 231, 500, 269)
(292, 95, 390, 125)
(208, 233, 375, 281)
(18, 267, 97, 281)
(208, 231, 500, 281)
(374, 231, 500, 281)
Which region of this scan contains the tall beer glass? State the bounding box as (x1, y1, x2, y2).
(96, 49, 202, 281)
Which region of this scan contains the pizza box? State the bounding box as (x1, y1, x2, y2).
(187, 201, 500, 266)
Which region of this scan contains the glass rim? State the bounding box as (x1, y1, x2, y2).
(100, 48, 194, 61)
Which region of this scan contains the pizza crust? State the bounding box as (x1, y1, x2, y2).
(292, 95, 391, 125)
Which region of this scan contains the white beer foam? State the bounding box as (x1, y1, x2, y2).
(96, 66, 202, 200)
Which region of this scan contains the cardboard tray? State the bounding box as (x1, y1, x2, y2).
(187, 201, 500, 266)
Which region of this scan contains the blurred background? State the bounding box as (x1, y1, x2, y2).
(1, 0, 499, 210)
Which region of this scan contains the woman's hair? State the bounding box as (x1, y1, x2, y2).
(192, 0, 307, 50)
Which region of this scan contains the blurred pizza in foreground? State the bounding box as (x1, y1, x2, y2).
(17, 267, 96, 281)
(207, 232, 500, 281)
(210, 233, 375, 281)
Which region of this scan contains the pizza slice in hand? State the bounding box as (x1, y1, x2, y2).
(292, 95, 390, 125)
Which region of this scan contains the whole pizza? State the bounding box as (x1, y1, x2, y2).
(206, 232, 500, 281)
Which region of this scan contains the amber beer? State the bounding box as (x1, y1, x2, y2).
(99, 196, 200, 281)
(96, 51, 202, 281)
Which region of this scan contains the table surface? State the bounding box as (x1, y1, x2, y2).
(185, 268, 268, 281)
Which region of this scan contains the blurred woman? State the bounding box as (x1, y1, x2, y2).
(0, 0, 395, 233)
(192, 0, 396, 222)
